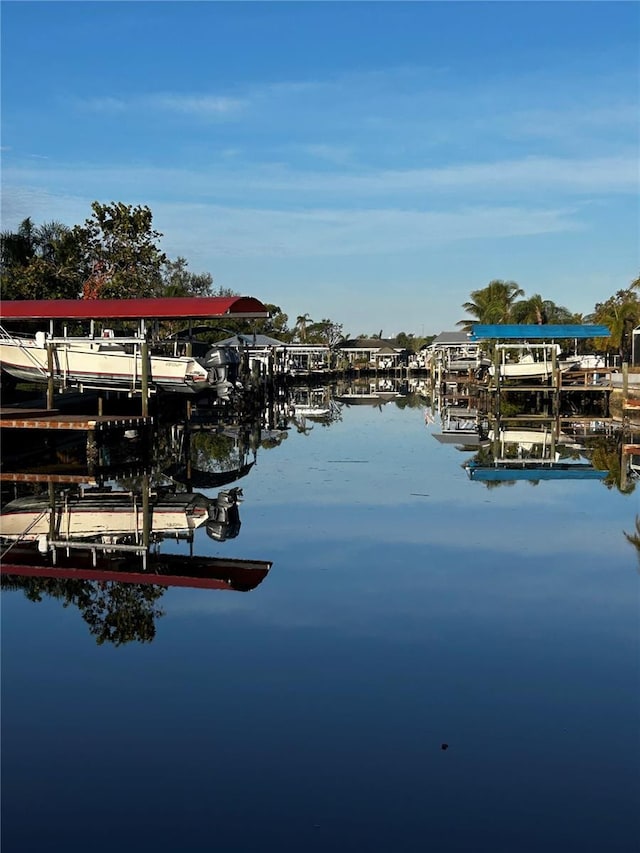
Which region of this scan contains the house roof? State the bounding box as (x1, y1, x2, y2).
(214, 333, 286, 347)
(430, 331, 471, 345)
(214, 334, 329, 350)
(336, 338, 400, 349)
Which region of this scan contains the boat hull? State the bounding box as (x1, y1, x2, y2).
(492, 362, 556, 379)
(0, 337, 214, 395)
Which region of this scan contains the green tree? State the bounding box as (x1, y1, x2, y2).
(1, 218, 84, 300)
(252, 304, 289, 339)
(74, 201, 167, 299)
(511, 294, 575, 325)
(306, 318, 344, 346)
(458, 279, 525, 329)
(395, 332, 416, 351)
(160, 256, 213, 297)
(589, 289, 639, 362)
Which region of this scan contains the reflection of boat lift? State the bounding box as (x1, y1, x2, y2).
(431, 407, 490, 449)
(1, 546, 271, 592)
(465, 420, 606, 481)
(0, 484, 253, 576)
(488, 425, 573, 459)
(465, 461, 607, 481)
(165, 422, 256, 488)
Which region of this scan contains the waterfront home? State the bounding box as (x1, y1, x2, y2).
(422, 331, 490, 375)
(214, 334, 331, 376)
(334, 338, 408, 370)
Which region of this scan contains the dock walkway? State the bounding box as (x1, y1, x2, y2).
(0, 408, 152, 432)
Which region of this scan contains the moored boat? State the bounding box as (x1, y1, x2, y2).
(489, 344, 573, 380)
(0, 328, 240, 397)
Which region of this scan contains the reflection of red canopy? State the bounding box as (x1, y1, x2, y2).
(0, 296, 270, 321)
(1, 548, 272, 593)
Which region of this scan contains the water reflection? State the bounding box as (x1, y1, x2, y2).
(424, 379, 637, 492)
(334, 376, 409, 407)
(0, 405, 281, 645)
(0, 480, 272, 644)
(2, 378, 638, 652)
(2, 378, 638, 851)
(624, 516, 640, 568)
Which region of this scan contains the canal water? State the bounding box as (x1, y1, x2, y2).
(1, 394, 638, 852)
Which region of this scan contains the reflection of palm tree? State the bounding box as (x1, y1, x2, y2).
(623, 516, 640, 569)
(587, 435, 636, 494)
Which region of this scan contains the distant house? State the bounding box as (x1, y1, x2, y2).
(214, 334, 330, 375)
(423, 331, 488, 374)
(334, 338, 408, 369)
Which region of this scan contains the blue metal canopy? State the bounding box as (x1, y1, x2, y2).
(469, 324, 610, 341)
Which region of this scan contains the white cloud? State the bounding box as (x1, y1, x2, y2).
(79, 96, 128, 113)
(75, 93, 246, 117)
(148, 94, 246, 115)
(3, 152, 636, 206)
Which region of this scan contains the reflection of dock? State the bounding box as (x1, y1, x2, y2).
(0, 480, 271, 594)
(463, 415, 612, 483)
(465, 461, 607, 482)
(431, 406, 489, 449)
(1, 547, 272, 593)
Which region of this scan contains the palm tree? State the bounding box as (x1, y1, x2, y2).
(1, 218, 84, 300)
(294, 313, 313, 343)
(511, 293, 548, 324)
(511, 295, 575, 325)
(590, 290, 640, 362)
(457, 280, 525, 330)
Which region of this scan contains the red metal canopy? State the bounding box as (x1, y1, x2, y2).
(0, 296, 270, 321)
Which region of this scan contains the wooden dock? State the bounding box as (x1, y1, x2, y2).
(0, 408, 152, 432)
(0, 471, 98, 484)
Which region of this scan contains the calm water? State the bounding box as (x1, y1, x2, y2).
(2, 396, 639, 852)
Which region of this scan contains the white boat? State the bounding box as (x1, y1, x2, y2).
(560, 353, 607, 371)
(0, 328, 240, 397)
(489, 344, 572, 380)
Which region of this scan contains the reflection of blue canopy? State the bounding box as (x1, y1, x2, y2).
(466, 465, 607, 481)
(469, 324, 610, 341)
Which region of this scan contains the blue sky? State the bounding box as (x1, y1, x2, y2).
(1, 1, 638, 336)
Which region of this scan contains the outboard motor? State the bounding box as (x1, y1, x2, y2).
(203, 346, 242, 400)
(206, 487, 242, 541)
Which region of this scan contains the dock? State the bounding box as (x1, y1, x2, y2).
(0, 408, 152, 432)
